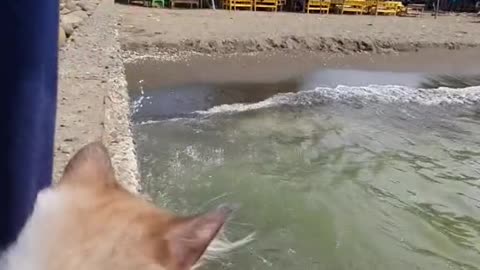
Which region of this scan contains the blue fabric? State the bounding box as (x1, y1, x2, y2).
(0, 0, 59, 250)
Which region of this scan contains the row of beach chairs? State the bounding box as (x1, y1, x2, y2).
(148, 0, 409, 15)
(223, 0, 405, 15)
(224, 0, 286, 11)
(320, 0, 404, 15)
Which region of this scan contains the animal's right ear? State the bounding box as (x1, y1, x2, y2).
(59, 142, 117, 188)
(164, 205, 235, 270)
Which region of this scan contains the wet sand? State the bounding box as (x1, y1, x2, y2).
(126, 48, 480, 91)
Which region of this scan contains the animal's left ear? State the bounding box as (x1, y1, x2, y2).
(165, 205, 234, 270)
(58, 141, 117, 188)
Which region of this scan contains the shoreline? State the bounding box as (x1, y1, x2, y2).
(125, 48, 480, 92)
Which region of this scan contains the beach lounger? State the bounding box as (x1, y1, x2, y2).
(405, 3, 424, 16)
(340, 0, 367, 14)
(224, 0, 254, 10)
(370, 1, 397, 15)
(129, 0, 151, 6)
(152, 0, 170, 7)
(171, 0, 200, 8)
(254, 0, 279, 11)
(307, 0, 331, 13)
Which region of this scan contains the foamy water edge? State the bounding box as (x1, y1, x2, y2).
(134, 85, 480, 125)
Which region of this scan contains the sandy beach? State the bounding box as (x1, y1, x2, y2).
(118, 6, 480, 54)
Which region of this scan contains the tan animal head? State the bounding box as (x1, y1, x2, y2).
(0, 142, 252, 270)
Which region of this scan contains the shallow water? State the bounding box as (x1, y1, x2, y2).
(132, 68, 480, 270)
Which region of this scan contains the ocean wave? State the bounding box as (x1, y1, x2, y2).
(133, 85, 480, 125)
(194, 85, 480, 115)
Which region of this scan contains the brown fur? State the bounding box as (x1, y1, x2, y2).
(38, 142, 235, 270)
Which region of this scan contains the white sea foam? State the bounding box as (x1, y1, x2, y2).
(133, 85, 480, 124)
(195, 85, 480, 115)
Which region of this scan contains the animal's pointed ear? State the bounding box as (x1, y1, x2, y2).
(59, 142, 116, 187)
(165, 205, 234, 270)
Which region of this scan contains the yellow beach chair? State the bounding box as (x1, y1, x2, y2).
(224, 0, 254, 10)
(254, 0, 279, 11)
(307, 0, 331, 13)
(390, 1, 406, 14)
(341, 0, 367, 14)
(371, 1, 397, 15)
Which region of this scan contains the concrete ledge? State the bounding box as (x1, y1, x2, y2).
(55, 0, 140, 193)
